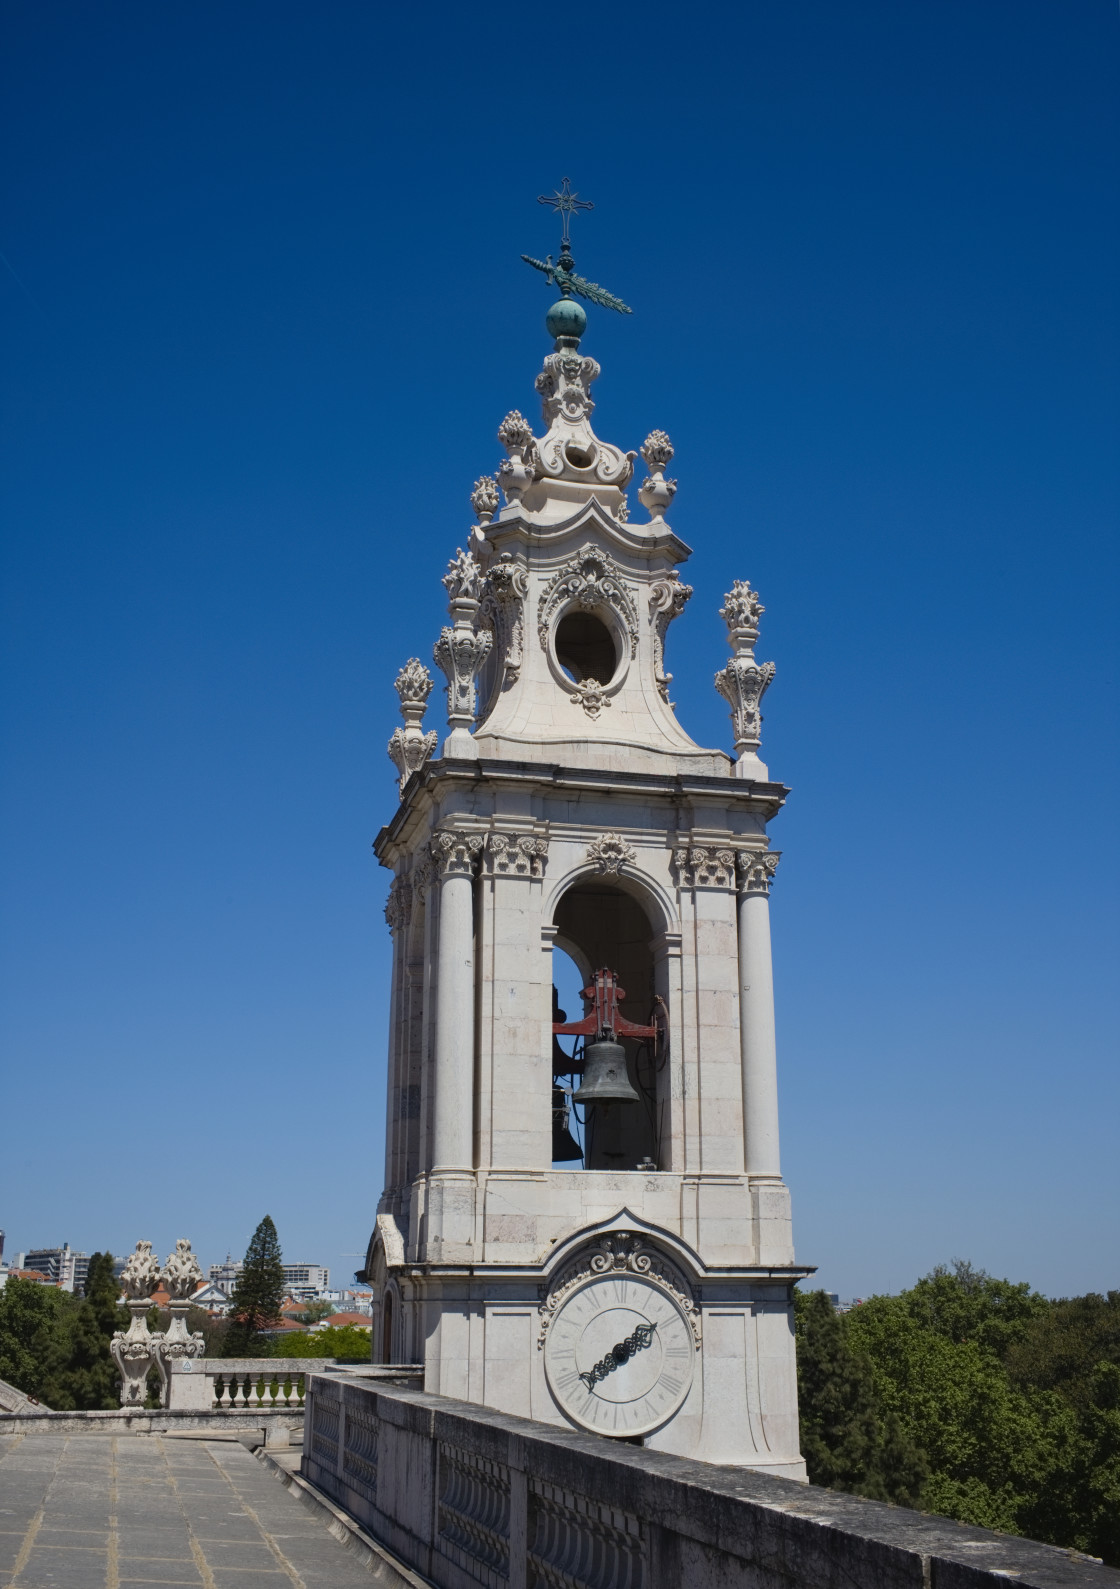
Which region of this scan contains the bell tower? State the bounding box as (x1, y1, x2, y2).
(364, 185, 810, 1475)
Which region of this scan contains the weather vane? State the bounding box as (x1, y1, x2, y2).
(522, 176, 632, 317)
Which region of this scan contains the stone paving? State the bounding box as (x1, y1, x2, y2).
(0, 1433, 377, 1588)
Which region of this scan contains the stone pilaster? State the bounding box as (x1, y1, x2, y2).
(736, 849, 781, 1179)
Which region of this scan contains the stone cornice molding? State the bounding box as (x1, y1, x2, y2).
(486, 832, 548, 879)
(585, 833, 636, 875)
(737, 849, 781, 895)
(537, 1232, 701, 1349)
(672, 845, 738, 890)
(430, 830, 485, 879)
(537, 544, 640, 660)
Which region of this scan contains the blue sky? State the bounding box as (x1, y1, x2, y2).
(1, 1, 1116, 1300)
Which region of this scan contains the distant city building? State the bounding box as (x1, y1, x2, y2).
(22, 1245, 89, 1293)
(188, 1282, 231, 1313)
(281, 1264, 329, 1295)
(208, 1258, 243, 1297)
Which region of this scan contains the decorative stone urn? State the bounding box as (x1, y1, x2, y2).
(110, 1240, 162, 1406)
(155, 1238, 205, 1406)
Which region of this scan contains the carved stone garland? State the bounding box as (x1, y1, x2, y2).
(384, 878, 414, 935)
(537, 1233, 701, 1349)
(714, 579, 775, 757)
(387, 658, 439, 795)
(649, 572, 693, 705)
(537, 544, 639, 659)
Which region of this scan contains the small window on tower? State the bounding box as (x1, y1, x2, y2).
(555, 610, 617, 685)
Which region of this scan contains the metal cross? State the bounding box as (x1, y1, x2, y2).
(537, 177, 594, 251)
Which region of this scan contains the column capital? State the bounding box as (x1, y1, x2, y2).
(737, 849, 781, 895)
(384, 878, 414, 935)
(672, 844, 737, 889)
(486, 831, 549, 879)
(430, 829, 485, 878)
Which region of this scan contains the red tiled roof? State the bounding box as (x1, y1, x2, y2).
(323, 1313, 372, 1328)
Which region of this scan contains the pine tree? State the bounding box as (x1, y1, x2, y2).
(223, 1216, 285, 1357)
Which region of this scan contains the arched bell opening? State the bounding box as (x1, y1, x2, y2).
(551, 881, 665, 1171)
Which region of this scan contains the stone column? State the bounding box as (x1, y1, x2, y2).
(736, 850, 781, 1178)
(430, 830, 483, 1173)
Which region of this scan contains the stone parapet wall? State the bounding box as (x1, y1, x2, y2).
(302, 1376, 1118, 1589)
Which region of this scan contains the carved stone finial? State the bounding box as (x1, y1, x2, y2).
(715, 579, 775, 766)
(586, 833, 636, 875)
(161, 1239, 203, 1301)
(637, 430, 678, 521)
(388, 659, 438, 795)
(737, 849, 781, 895)
(470, 475, 500, 526)
(120, 1240, 160, 1300)
(442, 547, 486, 604)
(497, 410, 538, 505)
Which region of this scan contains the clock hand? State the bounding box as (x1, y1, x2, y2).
(578, 1322, 657, 1390)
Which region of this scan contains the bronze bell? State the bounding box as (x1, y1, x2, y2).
(573, 1039, 642, 1106)
(551, 1086, 583, 1162)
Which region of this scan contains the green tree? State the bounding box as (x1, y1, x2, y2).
(0, 1277, 75, 1405)
(50, 1252, 126, 1410)
(265, 1324, 373, 1360)
(291, 1300, 335, 1325)
(223, 1216, 285, 1357)
(795, 1290, 927, 1506)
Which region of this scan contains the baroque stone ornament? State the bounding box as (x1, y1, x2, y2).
(672, 846, 737, 889)
(649, 572, 693, 704)
(737, 849, 781, 894)
(570, 678, 611, 720)
(537, 544, 639, 658)
(586, 833, 636, 875)
(155, 1240, 205, 1406)
(387, 658, 439, 795)
(470, 475, 500, 526)
(537, 1233, 701, 1349)
(637, 430, 678, 521)
(479, 552, 530, 698)
(714, 579, 776, 761)
(497, 410, 538, 505)
(111, 1241, 162, 1407)
(434, 548, 493, 758)
(430, 830, 485, 878)
(384, 878, 413, 935)
(486, 832, 549, 879)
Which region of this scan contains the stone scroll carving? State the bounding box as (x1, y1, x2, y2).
(673, 846, 738, 889)
(714, 579, 775, 758)
(649, 571, 693, 704)
(537, 544, 639, 658)
(479, 552, 529, 690)
(585, 834, 636, 875)
(486, 833, 548, 879)
(434, 548, 493, 757)
(387, 659, 439, 795)
(537, 1233, 701, 1349)
(737, 849, 781, 895)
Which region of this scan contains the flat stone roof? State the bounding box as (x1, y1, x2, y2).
(0, 1432, 380, 1588)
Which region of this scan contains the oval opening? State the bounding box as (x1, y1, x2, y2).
(555, 610, 617, 685)
(564, 443, 594, 470)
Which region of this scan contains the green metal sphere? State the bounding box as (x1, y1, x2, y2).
(545, 297, 587, 341)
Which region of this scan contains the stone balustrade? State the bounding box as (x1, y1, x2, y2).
(167, 1359, 421, 1413)
(301, 1376, 1118, 1589)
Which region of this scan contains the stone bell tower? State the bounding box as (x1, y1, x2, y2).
(363, 190, 810, 1475)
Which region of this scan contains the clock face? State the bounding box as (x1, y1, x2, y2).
(543, 1272, 695, 1437)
